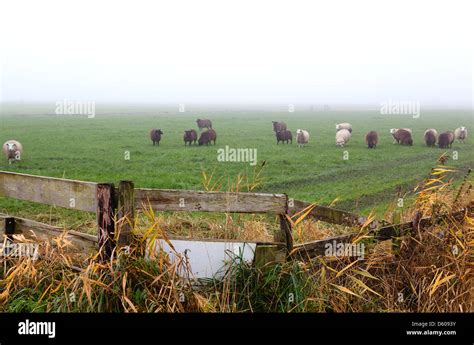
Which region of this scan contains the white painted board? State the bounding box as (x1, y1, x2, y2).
(148, 239, 257, 279)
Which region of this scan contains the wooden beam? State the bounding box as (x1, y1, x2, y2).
(97, 183, 116, 261)
(289, 200, 377, 228)
(291, 204, 474, 260)
(117, 180, 135, 247)
(134, 189, 287, 214)
(0, 214, 97, 253)
(0, 170, 97, 212)
(290, 234, 355, 259)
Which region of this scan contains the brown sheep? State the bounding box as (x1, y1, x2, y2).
(397, 129, 413, 146)
(276, 130, 292, 144)
(196, 119, 212, 130)
(365, 131, 379, 148)
(272, 121, 287, 133)
(438, 131, 454, 148)
(424, 129, 437, 147)
(150, 129, 163, 146)
(198, 129, 217, 146)
(390, 128, 412, 144)
(391, 129, 413, 146)
(183, 129, 197, 146)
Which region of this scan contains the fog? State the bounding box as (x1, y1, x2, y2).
(0, 0, 472, 108)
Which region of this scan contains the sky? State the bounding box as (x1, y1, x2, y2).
(0, 0, 472, 107)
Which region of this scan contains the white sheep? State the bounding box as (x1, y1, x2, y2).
(3, 140, 23, 164)
(335, 129, 351, 147)
(296, 129, 310, 147)
(336, 123, 352, 133)
(454, 126, 467, 143)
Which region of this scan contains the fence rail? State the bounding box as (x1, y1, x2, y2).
(134, 188, 287, 213)
(0, 171, 97, 212)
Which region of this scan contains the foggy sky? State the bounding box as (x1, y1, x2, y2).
(0, 0, 472, 107)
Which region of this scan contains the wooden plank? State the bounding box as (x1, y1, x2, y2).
(0, 171, 98, 212)
(290, 234, 355, 259)
(0, 214, 97, 253)
(373, 204, 473, 240)
(117, 180, 135, 247)
(291, 204, 473, 260)
(134, 189, 287, 214)
(97, 183, 116, 261)
(289, 200, 380, 228)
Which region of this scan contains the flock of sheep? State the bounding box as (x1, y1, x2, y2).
(272, 121, 468, 149)
(2, 119, 468, 165)
(149, 118, 216, 147)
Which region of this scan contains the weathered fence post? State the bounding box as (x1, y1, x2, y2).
(275, 195, 293, 253)
(117, 180, 135, 248)
(4, 217, 15, 240)
(3, 217, 15, 256)
(97, 183, 117, 261)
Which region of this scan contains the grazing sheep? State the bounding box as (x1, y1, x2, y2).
(397, 129, 413, 146)
(196, 119, 212, 130)
(198, 129, 217, 146)
(276, 130, 292, 144)
(390, 128, 413, 144)
(336, 123, 352, 133)
(335, 129, 351, 147)
(150, 129, 163, 146)
(183, 129, 197, 146)
(365, 131, 379, 149)
(3, 140, 23, 164)
(272, 121, 287, 133)
(454, 126, 467, 143)
(438, 131, 455, 148)
(424, 129, 438, 147)
(296, 129, 309, 147)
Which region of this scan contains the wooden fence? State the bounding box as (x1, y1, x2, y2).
(1, 170, 471, 264)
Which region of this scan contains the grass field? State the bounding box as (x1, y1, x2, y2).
(0, 104, 472, 227)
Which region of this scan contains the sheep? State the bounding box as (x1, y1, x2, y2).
(183, 129, 197, 146)
(272, 121, 287, 133)
(454, 126, 467, 143)
(3, 140, 23, 164)
(397, 129, 413, 146)
(365, 131, 379, 149)
(335, 123, 352, 133)
(296, 129, 309, 147)
(335, 129, 351, 147)
(390, 128, 413, 144)
(196, 119, 212, 130)
(150, 129, 163, 146)
(438, 131, 455, 148)
(276, 130, 292, 144)
(198, 129, 217, 146)
(424, 129, 438, 147)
